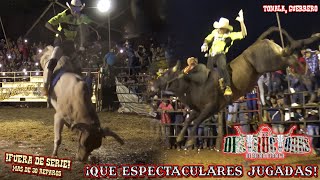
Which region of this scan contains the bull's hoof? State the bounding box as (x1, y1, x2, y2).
(176, 134, 184, 143)
(185, 138, 196, 148)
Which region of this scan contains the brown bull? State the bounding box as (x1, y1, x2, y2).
(150, 27, 320, 147)
(39, 46, 124, 161)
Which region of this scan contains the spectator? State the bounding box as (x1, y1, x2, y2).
(305, 109, 320, 154)
(158, 100, 174, 149)
(293, 108, 305, 134)
(104, 48, 117, 67)
(288, 52, 307, 106)
(84, 71, 93, 97)
(303, 49, 319, 104)
(246, 89, 258, 120)
(257, 73, 270, 106)
(238, 103, 250, 133)
(267, 96, 284, 134)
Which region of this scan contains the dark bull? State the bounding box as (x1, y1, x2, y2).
(149, 27, 320, 148)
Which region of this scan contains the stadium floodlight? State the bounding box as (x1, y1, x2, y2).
(97, 0, 111, 13)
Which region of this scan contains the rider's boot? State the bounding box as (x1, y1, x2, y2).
(224, 86, 233, 96)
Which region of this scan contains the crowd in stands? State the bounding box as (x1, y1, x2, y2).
(0, 37, 44, 73)
(0, 37, 107, 74)
(105, 39, 167, 75)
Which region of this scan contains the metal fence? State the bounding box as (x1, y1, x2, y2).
(0, 70, 103, 112)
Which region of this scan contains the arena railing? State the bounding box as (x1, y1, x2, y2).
(0, 70, 103, 112)
(158, 87, 320, 150)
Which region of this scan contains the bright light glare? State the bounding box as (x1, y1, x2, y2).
(120, 49, 124, 53)
(24, 72, 28, 75)
(7, 55, 11, 59)
(23, 68, 26, 72)
(2, 72, 5, 76)
(97, 0, 111, 13)
(36, 72, 39, 76)
(0, 64, 2, 68)
(38, 49, 42, 53)
(24, 39, 28, 43)
(35, 62, 39, 66)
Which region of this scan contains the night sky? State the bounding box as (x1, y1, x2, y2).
(0, 0, 319, 62)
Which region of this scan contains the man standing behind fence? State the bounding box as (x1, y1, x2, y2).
(158, 100, 174, 149)
(303, 49, 319, 104)
(267, 96, 284, 134)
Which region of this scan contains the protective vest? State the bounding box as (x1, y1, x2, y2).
(48, 9, 93, 41)
(204, 29, 243, 56)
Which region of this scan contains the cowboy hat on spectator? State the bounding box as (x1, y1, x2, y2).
(66, 0, 85, 12)
(305, 48, 316, 53)
(213, 17, 233, 31)
(187, 57, 198, 66)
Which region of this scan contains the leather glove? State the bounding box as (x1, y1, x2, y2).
(236, 9, 244, 22)
(201, 43, 208, 52)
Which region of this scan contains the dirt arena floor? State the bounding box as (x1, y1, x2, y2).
(0, 107, 319, 180)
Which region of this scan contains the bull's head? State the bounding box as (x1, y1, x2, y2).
(71, 123, 124, 161)
(38, 45, 54, 70)
(148, 61, 182, 93)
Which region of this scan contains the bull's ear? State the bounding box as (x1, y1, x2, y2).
(172, 61, 181, 72)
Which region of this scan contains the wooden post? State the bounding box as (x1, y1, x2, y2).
(0, 16, 8, 46)
(276, 13, 285, 48)
(215, 111, 225, 151)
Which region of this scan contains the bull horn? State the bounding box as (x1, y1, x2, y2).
(101, 127, 124, 145)
(282, 33, 320, 57)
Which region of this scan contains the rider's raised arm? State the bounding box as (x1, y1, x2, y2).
(235, 9, 247, 37)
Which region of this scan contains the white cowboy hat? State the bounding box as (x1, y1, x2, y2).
(187, 57, 198, 65)
(213, 17, 233, 31)
(66, 0, 85, 11)
(305, 48, 316, 53)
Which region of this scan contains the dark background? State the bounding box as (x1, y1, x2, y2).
(0, 0, 319, 62)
